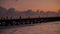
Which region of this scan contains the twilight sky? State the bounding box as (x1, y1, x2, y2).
(0, 0, 60, 11)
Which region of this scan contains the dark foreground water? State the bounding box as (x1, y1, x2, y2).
(0, 21, 60, 34)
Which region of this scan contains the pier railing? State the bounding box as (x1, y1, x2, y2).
(0, 17, 60, 26)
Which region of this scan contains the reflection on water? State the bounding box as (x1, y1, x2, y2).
(0, 21, 60, 34)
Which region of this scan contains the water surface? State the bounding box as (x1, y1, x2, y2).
(0, 21, 60, 34)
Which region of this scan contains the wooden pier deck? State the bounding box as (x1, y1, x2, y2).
(0, 17, 60, 26)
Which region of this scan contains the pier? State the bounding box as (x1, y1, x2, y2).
(0, 17, 60, 26)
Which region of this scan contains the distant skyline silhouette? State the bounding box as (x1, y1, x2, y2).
(0, 6, 60, 18)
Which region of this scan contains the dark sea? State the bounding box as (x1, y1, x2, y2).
(0, 21, 60, 34)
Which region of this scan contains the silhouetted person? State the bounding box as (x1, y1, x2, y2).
(28, 16, 30, 19)
(10, 16, 12, 19)
(6, 16, 8, 19)
(19, 16, 21, 19)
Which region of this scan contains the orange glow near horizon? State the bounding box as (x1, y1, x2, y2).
(0, 0, 60, 12)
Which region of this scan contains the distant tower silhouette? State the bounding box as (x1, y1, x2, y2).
(7, 8, 16, 16)
(37, 9, 40, 18)
(40, 10, 44, 17)
(58, 10, 60, 17)
(46, 11, 50, 17)
(57, 10, 60, 17)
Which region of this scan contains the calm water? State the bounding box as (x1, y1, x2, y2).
(0, 21, 60, 34)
